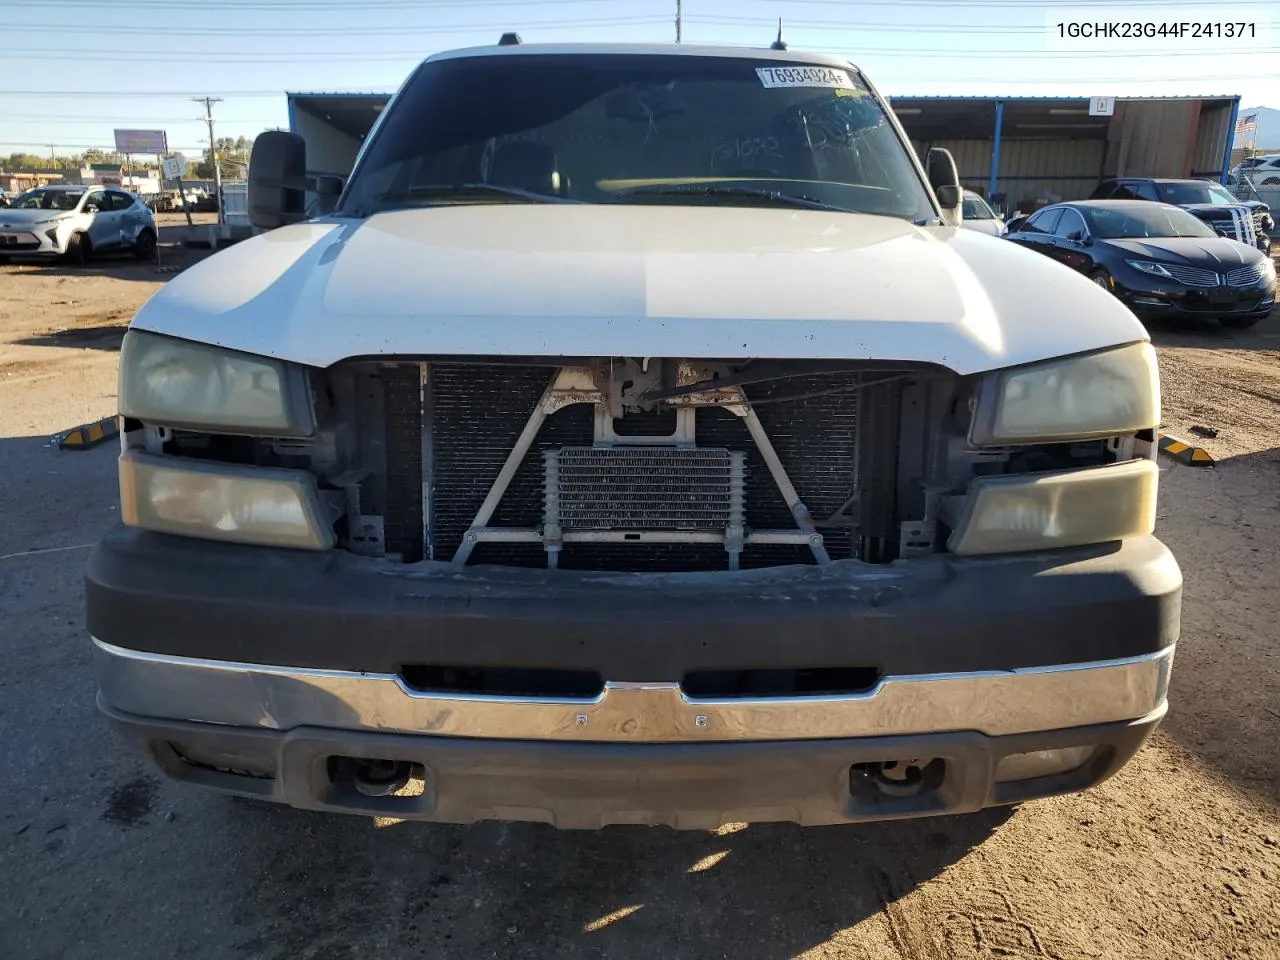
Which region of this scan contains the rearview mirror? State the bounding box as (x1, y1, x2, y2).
(926, 147, 962, 226)
(248, 130, 309, 230)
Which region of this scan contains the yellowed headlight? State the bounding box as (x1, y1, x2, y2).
(120, 451, 333, 550)
(948, 459, 1157, 556)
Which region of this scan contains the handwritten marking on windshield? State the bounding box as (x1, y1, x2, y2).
(712, 136, 784, 165)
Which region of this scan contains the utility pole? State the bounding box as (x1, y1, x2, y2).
(193, 96, 224, 224)
(49, 144, 56, 167)
(675, 0, 682, 42)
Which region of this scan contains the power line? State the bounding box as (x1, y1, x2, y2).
(7, 45, 1273, 62)
(0, 114, 283, 123)
(34, 0, 641, 9)
(1, 16, 666, 35)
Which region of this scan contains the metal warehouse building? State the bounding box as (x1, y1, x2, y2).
(285, 90, 1240, 215)
(888, 95, 1240, 214)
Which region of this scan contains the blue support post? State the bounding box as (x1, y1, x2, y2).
(988, 100, 1004, 200)
(1220, 97, 1240, 183)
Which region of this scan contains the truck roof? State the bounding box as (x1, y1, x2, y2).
(425, 42, 860, 72)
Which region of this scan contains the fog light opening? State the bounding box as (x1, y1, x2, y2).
(994, 745, 1096, 784)
(851, 758, 945, 799)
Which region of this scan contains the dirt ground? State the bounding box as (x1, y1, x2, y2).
(0, 230, 1278, 960)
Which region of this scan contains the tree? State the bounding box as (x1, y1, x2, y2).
(3, 152, 50, 172)
(192, 135, 252, 179)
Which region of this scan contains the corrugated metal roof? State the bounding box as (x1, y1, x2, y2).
(287, 91, 392, 98)
(888, 94, 1238, 102)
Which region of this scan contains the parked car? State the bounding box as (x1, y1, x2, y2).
(1007, 199, 1275, 329)
(960, 189, 1004, 236)
(89, 42, 1178, 831)
(1232, 154, 1280, 185)
(0, 184, 157, 263)
(1090, 177, 1271, 255)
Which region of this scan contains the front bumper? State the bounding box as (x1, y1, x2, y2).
(0, 226, 63, 256)
(1115, 274, 1276, 319)
(101, 699, 1165, 829)
(87, 528, 1181, 827)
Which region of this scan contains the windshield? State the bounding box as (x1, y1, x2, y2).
(340, 54, 934, 222)
(12, 188, 83, 211)
(1084, 205, 1217, 240)
(962, 195, 994, 219)
(1155, 181, 1236, 205)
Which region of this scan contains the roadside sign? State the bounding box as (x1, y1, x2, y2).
(161, 156, 187, 180)
(114, 129, 168, 154)
(1088, 97, 1116, 117)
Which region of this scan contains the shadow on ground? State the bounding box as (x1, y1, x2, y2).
(1146, 299, 1280, 350)
(218, 800, 1012, 960)
(17, 324, 127, 352)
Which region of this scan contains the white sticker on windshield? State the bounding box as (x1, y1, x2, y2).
(756, 66, 856, 89)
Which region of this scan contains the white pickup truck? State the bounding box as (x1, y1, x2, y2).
(87, 42, 1179, 829)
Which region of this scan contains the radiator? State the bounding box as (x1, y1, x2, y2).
(421, 364, 901, 571)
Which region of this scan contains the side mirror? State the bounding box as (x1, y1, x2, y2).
(248, 130, 308, 230)
(314, 175, 344, 216)
(926, 147, 962, 226)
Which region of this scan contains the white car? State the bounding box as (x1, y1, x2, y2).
(1232, 155, 1280, 184)
(960, 190, 1005, 236)
(89, 42, 1177, 831)
(0, 184, 157, 263)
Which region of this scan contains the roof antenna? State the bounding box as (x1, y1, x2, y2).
(770, 18, 788, 51)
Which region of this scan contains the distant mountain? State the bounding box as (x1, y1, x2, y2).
(1237, 106, 1280, 151)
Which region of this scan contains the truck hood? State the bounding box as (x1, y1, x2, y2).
(132, 205, 1147, 375)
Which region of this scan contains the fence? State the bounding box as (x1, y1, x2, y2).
(219, 182, 249, 229)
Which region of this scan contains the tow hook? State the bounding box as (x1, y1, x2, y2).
(351, 758, 414, 797)
(854, 759, 939, 798)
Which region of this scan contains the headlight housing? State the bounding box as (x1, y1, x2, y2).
(947, 459, 1158, 556)
(1125, 260, 1175, 279)
(119, 330, 313, 435)
(970, 342, 1159, 445)
(120, 451, 333, 550)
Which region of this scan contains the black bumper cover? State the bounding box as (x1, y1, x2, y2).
(85, 527, 1182, 678)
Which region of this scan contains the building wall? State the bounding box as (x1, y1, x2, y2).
(292, 106, 362, 178)
(913, 137, 1105, 212)
(1193, 102, 1235, 179)
(1104, 99, 1212, 179)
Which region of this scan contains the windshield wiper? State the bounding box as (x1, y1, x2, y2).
(375, 183, 580, 207)
(611, 184, 845, 212)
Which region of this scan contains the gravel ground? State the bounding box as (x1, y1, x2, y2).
(0, 239, 1278, 960)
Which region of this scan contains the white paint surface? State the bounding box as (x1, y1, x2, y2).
(130, 205, 1148, 374)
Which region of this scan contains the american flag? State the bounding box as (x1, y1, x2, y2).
(1235, 113, 1258, 140)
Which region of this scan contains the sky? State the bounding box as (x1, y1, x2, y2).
(1, 0, 1277, 160)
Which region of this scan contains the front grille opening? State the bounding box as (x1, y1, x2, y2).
(612, 408, 677, 436)
(419, 361, 924, 572)
(681, 666, 881, 699)
(399, 664, 604, 698)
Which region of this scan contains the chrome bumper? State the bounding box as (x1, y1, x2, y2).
(93, 639, 1173, 743)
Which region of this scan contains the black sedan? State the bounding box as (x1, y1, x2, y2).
(1007, 200, 1276, 329)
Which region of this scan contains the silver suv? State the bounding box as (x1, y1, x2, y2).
(0, 184, 157, 264)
